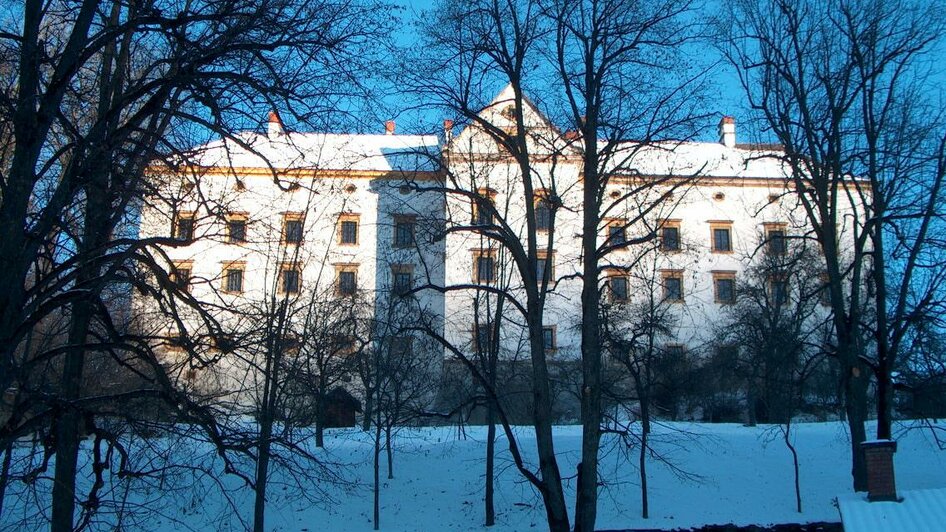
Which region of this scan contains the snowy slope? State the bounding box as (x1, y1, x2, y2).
(3, 421, 944, 531)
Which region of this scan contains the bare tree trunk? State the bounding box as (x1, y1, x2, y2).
(254, 411, 274, 532)
(315, 420, 324, 448)
(782, 423, 802, 513)
(373, 407, 381, 530)
(845, 363, 870, 492)
(527, 312, 570, 532)
(872, 226, 893, 441)
(485, 400, 496, 527)
(50, 156, 113, 532)
(484, 293, 502, 527)
(0, 0, 96, 393)
(385, 424, 393, 480)
(639, 421, 649, 519)
(254, 333, 283, 532)
(315, 392, 325, 448)
(51, 308, 93, 532)
(576, 134, 603, 532)
(634, 368, 651, 518)
(362, 391, 373, 432)
(746, 375, 758, 426)
(0, 439, 12, 518)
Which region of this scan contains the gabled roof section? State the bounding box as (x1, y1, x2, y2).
(450, 83, 578, 157)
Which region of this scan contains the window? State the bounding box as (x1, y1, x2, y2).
(713, 271, 736, 304)
(391, 336, 413, 358)
(769, 277, 788, 306)
(339, 271, 357, 295)
(282, 335, 301, 354)
(819, 274, 831, 306)
(227, 217, 247, 244)
(660, 221, 680, 252)
(336, 265, 358, 295)
(662, 270, 683, 302)
(174, 213, 195, 242)
(535, 193, 552, 232)
(543, 326, 557, 352)
(392, 265, 413, 296)
(282, 214, 304, 244)
(214, 334, 236, 353)
(710, 222, 733, 253)
(664, 343, 685, 357)
(765, 224, 787, 255)
(280, 265, 301, 294)
(171, 262, 192, 293)
(331, 335, 358, 357)
(536, 251, 554, 285)
(474, 250, 496, 284)
(473, 188, 497, 226)
(393, 215, 416, 248)
(166, 334, 186, 352)
(223, 264, 245, 294)
(338, 214, 359, 245)
(607, 220, 627, 247)
(608, 273, 629, 302)
(473, 323, 494, 353)
(340, 220, 358, 244)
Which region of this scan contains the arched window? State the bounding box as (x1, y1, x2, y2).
(535, 191, 551, 232)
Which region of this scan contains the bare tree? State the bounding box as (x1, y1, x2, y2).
(545, 1, 709, 528)
(0, 0, 395, 529)
(721, 0, 946, 490)
(409, 2, 573, 528)
(715, 232, 833, 512)
(295, 290, 367, 448)
(600, 268, 677, 520)
(408, 1, 706, 529)
(360, 293, 440, 531)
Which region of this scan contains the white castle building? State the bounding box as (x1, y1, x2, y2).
(139, 86, 848, 411)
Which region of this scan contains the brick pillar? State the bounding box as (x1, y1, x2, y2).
(861, 440, 898, 502)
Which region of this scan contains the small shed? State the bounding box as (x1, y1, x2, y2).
(838, 488, 946, 532)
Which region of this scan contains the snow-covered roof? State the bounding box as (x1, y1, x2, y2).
(188, 131, 441, 173)
(606, 140, 789, 180)
(447, 83, 790, 180)
(838, 488, 946, 532)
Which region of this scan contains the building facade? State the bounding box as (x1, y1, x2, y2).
(139, 87, 855, 414)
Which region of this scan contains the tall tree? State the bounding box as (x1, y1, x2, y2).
(546, 0, 706, 528)
(721, 0, 946, 490)
(411, 1, 705, 529)
(410, 2, 572, 529)
(0, 0, 394, 528)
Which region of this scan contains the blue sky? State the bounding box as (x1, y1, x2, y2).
(385, 0, 755, 143)
(385, 0, 945, 146)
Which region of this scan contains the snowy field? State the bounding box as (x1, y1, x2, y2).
(2, 421, 944, 531)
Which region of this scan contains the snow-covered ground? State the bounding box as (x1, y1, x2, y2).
(2, 421, 944, 531)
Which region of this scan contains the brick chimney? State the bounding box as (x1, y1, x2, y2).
(862, 440, 898, 502)
(718, 115, 736, 148)
(443, 119, 454, 144)
(385, 120, 396, 135)
(268, 111, 284, 139)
